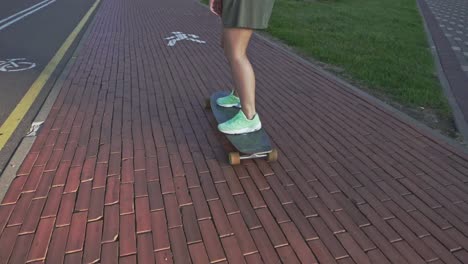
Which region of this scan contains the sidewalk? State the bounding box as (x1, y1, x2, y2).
(1, 0, 468, 263)
(417, 0, 468, 139)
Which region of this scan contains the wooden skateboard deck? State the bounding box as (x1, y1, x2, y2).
(206, 91, 277, 164)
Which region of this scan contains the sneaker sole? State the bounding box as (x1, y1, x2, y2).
(217, 103, 241, 108)
(219, 123, 262, 135)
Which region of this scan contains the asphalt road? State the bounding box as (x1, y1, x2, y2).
(0, 0, 96, 173)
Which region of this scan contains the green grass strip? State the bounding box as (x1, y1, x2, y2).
(202, 0, 453, 124)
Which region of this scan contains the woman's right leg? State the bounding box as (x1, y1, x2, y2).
(222, 27, 256, 120)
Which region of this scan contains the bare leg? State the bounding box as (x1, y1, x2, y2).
(222, 27, 256, 120)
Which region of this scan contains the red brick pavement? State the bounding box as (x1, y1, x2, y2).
(1, 0, 468, 263)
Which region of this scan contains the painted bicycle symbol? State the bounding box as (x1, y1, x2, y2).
(0, 58, 36, 72)
(165, 31, 206, 46)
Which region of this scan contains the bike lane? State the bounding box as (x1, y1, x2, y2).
(0, 0, 96, 172)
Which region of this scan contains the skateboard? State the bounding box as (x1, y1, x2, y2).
(205, 91, 278, 165)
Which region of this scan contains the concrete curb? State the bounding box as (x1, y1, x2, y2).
(253, 34, 468, 155)
(415, 0, 468, 146)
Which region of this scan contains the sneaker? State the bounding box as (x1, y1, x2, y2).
(216, 90, 241, 108)
(218, 110, 262, 134)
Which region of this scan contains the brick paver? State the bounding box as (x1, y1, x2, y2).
(1, 0, 468, 263)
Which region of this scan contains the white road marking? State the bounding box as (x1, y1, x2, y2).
(0, 58, 36, 72)
(0, 0, 51, 24)
(0, 0, 56, 31)
(165, 32, 206, 46)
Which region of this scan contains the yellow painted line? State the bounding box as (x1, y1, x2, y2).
(0, 0, 100, 151)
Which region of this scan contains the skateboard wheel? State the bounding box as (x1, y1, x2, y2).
(267, 149, 278, 162)
(229, 152, 241, 165)
(205, 98, 211, 109)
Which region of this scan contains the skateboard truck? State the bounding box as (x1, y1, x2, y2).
(229, 149, 278, 165)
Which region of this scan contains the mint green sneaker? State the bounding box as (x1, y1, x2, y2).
(216, 90, 241, 108)
(218, 110, 262, 134)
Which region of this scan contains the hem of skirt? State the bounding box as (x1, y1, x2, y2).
(222, 23, 269, 30)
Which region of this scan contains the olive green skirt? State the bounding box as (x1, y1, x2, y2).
(222, 0, 275, 30)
